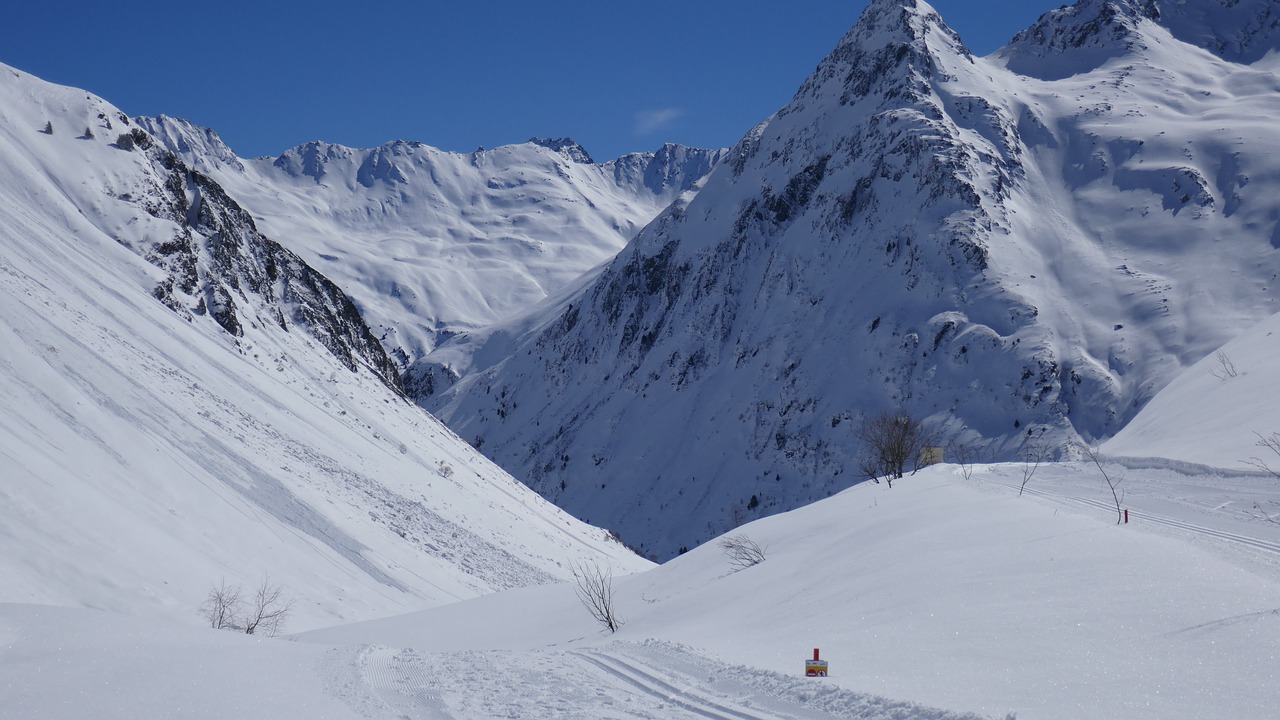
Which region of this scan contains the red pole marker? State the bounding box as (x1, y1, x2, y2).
(1124, 508, 1129, 524)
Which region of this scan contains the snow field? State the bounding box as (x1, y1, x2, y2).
(300, 456, 1280, 720)
(10, 455, 1274, 719)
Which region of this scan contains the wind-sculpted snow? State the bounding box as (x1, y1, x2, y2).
(430, 0, 1280, 558)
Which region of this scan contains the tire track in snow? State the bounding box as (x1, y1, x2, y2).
(573, 650, 785, 720)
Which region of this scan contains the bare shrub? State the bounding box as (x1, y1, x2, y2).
(719, 534, 767, 570)
(200, 578, 243, 630)
(856, 410, 933, 487)
(199, 576, 292, 637)
(1019, 439, 1050, 496)
(242, 577, 294, 637)
(1242, 432, 1280, 479)
(572, 560, 621, 633)
(1083, 446, 1125, 524)
(947, 440, 977, 481)
(1253, 502, 1279, 525)
(1210, 351, 1239, 380)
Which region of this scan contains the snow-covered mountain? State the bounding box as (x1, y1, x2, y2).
(426, 0, 1280, 558)
(0, 62, 648, 630)
(138, 115, 723, 381)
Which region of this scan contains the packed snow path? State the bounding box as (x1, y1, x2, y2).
(325, 641, 993, 720)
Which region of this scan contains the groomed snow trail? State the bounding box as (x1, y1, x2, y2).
(975, 461, 1280, 562)
(332, 641, 994, 719)
(358, 646, 456, 720)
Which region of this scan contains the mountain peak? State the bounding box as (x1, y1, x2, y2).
(999, 0, 1278, 79)
(998, 0, 1160, 78)
(1152, 0, 1280, 64)
(789, 0, 971, 110)
(136, 115, 244, 173)
(528, 137, 594, 164)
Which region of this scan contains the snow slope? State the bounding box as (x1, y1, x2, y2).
(300, 462, 1280, 720)
(138, 115, 723, 374)
(9, 451, 1275, 719)
(1105, 308, 1280, 468)
(427, 0, 1280, 558)
(0, 62, 647, 632)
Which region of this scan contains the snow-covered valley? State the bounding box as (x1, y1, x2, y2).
(3, 0, 1280, 718)
(7, 449, 1279, 719)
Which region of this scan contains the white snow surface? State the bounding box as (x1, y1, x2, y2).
(6, 453, 1278, 719)
(1105, 308, 1280, 468)
(0, 62, 647, 633)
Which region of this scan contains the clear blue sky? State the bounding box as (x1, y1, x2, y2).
(2, 1, 1061, 161)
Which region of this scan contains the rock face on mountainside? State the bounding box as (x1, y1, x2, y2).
(427, 0, 1280, 558)
(139, 115, 724, 372)
(121, 135, 404, 391)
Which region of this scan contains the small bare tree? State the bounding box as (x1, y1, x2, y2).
(1083, 446, 1125, 524)
(1242, 432, 1280, 479)
(1210, 351, 1239, 380)
(200, 578, 243, 630)
(1019, 439, 1049, 496)
(571, 560, 621, 633)
(199, 576, 292, 637)
(1253, 502, 1279, 525)
(947, 440, 977, 481)
(719, 534, 767, 570)
(241, 576, 294, 637)
(856, 410, 932, 487)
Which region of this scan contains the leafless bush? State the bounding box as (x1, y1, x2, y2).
(572, 560, 621, 633)
(1210, 351, 1239, 380)
(200, 578, 243, 630)
(242, 577, 294, 637)
(719, 534, 767, 570)
(1253, 502, 1279, 525)
(1019, 439, 1049, 496)
(947, 441, 977, 481)
(1242, 432, 1280, 480)
(1083, 446, 1125, 524)
(199, 576, 293, 637)
(856, 410, 933, 487)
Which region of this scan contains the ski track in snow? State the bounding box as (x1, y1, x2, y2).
(977, 464, 1280, 559)
(1017, 484, 1280, 555)
(573, 650, 779, 720)
(333, 641, 993, 720)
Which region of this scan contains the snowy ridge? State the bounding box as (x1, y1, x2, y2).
(138, 114, 724, 374)
(0, 62, 647, 630)
(428, 0, 1280, 558)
